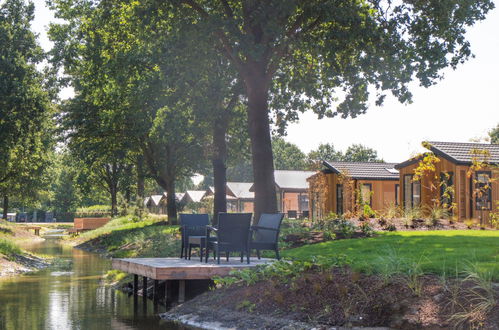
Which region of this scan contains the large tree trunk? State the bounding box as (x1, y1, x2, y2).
(212, 119, 228, 225)
(2, 195, 8, 220)
(165, 177, 177, 224)
(244, 66, 277, 221)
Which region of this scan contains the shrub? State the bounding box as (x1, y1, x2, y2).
(383, 202, 402, 219)
(75, 205, 112, 218)
(359, 221, 374, 237)
(362, 204, 376, 219)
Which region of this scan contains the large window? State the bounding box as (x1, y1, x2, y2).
(404, 174, 421, 209)
(336, 184, 343, 214)
(475, 171, 492, 210)
(440, 172, 454, 207)
(360, 183, 372, 206)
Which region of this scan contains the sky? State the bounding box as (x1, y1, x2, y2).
(30, 0, 499, 164)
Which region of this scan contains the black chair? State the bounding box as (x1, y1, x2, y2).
(249, 213, 285, 260)
(205, 213, 252, 264)
(179, 213, 209, 260)
(287, 210, 297, 219)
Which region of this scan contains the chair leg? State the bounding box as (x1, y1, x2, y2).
(275, 249, 280, 260)
(205, 246, 209, 263)
(188, 245, 192, 260)
(217, 247, 220, 265)
(180, 245, 184, 259)
(256, 250, 261, 260)
(199, 246, 203, 262)
(246, 249, 250, 264)
(240, 251, 243, 263)
(226, 252, 229, 262)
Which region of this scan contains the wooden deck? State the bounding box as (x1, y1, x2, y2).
(112, 257, 274, 280)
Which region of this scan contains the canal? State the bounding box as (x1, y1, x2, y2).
(0, 238, 184, 329)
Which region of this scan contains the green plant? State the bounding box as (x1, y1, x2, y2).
(236, 300, 256, 312)
(0, 238, 22, 259)
(362, 204, 376, 219)
(488, 202, 499, 229)
(359, 221, 374, 237)
(384, 221, 397, 231)
(464, 219, 475, 229)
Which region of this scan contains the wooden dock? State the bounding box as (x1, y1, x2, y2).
(112, 257, 274, 303)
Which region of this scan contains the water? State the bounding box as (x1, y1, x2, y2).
(0, 239, 183, 330)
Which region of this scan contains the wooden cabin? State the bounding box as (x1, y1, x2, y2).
(308, 161, 400, 219)
(395, 141, 499, 226)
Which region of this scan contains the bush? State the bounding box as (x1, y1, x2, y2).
(383, 202, 402, 219)
(362, 204, 377, 219)
(359, 221, 374, 237)
(75, 205, 112, 218)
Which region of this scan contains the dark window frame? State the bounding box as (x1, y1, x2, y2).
(336, 184, 343, 215)
(475, 171, 492, 211)
(360, 183, 373, 207)
(403, 174, 421, 208)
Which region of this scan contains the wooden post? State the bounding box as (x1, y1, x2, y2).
(142, 276, 148, 302)
(178, 280, 185, 303)
(133, 275, 138, 296)
(153, 280, 159, 304)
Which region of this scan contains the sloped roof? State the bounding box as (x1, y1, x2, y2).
(183, 190, 207, 203)
(274, 170, 316, 190)
(149, 195, 163, 206)
(226, 182, 254, 199)
(143, 196, 150, 207)
(323, 161, 399, 180)
(427, 141, 499, 164)
(175, 193, 185, 201)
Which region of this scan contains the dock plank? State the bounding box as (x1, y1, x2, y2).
(112, 257, 274, 280)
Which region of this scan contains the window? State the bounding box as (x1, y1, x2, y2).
(336, 184, 343, 214)
(404, 174, 421, 209)
(440, 172, 454, 207)
(475, 171, 492, 210)
(395, 184, 400, 206)
(299, 194, 309, 212)
(360, 183, 372, 206)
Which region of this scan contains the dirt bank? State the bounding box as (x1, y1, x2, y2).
(161, 267, 499, 329)
(0, 253, 49, 277)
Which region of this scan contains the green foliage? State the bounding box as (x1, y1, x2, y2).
(343, 144, 383, 163)
(283, 230, 499, 280)
(0, 0, 54, 213)
(214, 255, 351, 287)
(362, 204, 377, 219)
(489, 124, 499, 144)
(359, 221, 374, 237)
(272, 137, 308, 170)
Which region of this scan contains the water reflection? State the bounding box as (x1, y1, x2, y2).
(0, 240, 182, 330)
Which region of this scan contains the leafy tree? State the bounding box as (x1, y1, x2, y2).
(343, 144, 383, 163)
(307, 143, 343, 169)
(272, 137, 307, 170)
(128, 0, 493, 217)
(489, 124, 499, 144)
(0, 0, 54, 219)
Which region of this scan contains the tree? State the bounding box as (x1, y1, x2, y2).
(307, 143, 343, 169)
(343, 144, 383, 163)
(272, 137, 307, 170)
(489, 124, 499, 144)
(0, 0, 54, 219)
(149, 0, 494, 217)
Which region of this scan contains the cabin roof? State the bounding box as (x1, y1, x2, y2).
(274, 170, 316, 190)
(428, 141, 499, 165)
(395, 141, 499, 168)
(149, 194, 163, 206)
(183, 190, 206, 203)
(226, 182, 254, 199)
(323, 161, 400, 180)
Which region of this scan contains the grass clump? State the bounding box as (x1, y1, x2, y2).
(0, 238, 22, 259)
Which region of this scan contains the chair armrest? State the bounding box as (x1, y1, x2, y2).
(250, 225, 279, 232)
(206, 225, 218, 232)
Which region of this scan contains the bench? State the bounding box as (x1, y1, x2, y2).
(24, 226, 42, 236)
(73, 217, 111, 231)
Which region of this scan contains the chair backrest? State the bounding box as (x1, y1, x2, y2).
(287, 210, 297, 219)
(179, 214, 209, 237)
(255, 213, 285, 243)
(217, 213, 252, 248)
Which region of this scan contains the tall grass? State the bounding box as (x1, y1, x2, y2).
(0, 238, 22, 258)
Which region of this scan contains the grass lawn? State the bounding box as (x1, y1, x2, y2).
(282, 230, 499, 280)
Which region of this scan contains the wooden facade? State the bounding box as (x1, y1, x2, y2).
(308, 162, 400, 219)
(396, 154, 498, 226)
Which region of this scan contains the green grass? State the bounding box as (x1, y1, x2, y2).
(74, 215, 180, 258)
(282, 230, 499, 280)
(0, 238, 22, 258)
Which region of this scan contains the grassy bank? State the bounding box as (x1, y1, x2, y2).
(71, 215, 180, 258)
(282, 230, 499, 280)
